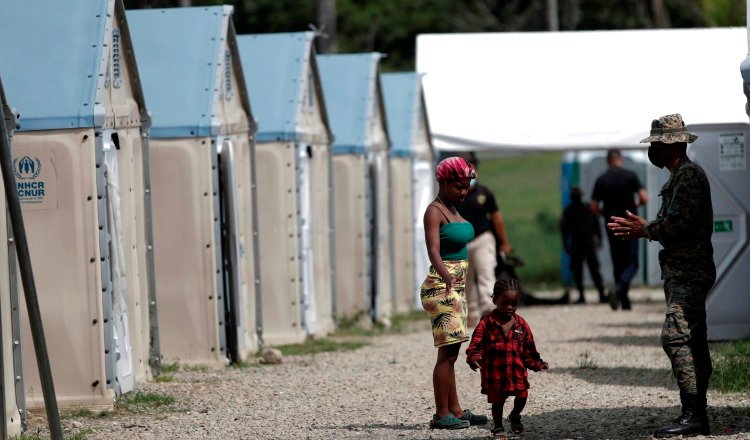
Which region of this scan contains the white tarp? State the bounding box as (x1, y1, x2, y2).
(416, 28, 747, 152)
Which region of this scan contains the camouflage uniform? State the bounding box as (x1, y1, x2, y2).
(643, 158, 715, 397)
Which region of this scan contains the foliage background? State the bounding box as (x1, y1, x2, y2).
(124, 0, 745, 71)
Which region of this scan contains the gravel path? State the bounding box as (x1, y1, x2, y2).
(27, 288, 750, 439)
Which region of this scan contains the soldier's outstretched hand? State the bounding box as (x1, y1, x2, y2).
(607, 210, 647, 240)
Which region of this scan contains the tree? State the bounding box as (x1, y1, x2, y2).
(122, 0, 742, 71)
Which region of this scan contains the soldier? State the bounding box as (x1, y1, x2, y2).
(607, 113, 715, 438)
(561, 187, 606, 304)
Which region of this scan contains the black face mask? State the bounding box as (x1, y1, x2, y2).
(648, 146, 669, 169)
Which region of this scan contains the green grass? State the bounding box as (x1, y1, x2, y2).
(12, 428, 93, 440)
(181, 364, 208, 372)
(11, 434, 46, 440)
(265, 311, 426, 357)
(711, 338, 750, 393)
(155, 361, 207, 377)
(273, 338, 369, 356)
(159, 362, 180, 373)
(115, 391, 176, 413)
(68, 430, 93, 440)
(229, 361, 264, 369)
(391, 310, 428, 329)
(333, 310, 426, 337)
(63, 408, 111, 419)
(154, 374, 174, 383)
(477, 152, 563, 288)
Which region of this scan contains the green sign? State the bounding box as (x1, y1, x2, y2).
(714, 220, 733, 233)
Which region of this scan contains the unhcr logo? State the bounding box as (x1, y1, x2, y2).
(14, 156, 41, 180)
(14, 156, 45, 203)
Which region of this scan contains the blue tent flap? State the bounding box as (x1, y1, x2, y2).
(238, 32, 318, 143)
(317, 53, 383, 155)
(382, 72, 426, 158)
(0, 0, 111, 131)
(128, 6, 233, 138)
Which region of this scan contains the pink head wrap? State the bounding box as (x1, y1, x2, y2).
(435, 156, 477, 182)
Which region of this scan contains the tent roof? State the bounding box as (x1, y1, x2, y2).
(416, 28, 747, 152)
(128, 6, 239, 138)
(0, 0, 112, 130)
(238, 32, 331, 143)
(382, 72, 430, 158)
(317, 53, 384, 154)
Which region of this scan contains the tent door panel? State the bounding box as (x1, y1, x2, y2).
(218, 138, 244, 362)
(150, 138, 224, 367)
(369, 151, 393, 323)
(227, 133, 258, 359)
(1, 187, 22, 434)
(256, 143, 304, 345)
(119, 127, 154, 381)
(309, 144, 334, 336)
(102, 131, 135, 395)
(16, 129, 113, 409)
(332, 155, 370, 322)
(390, 158, 414, 313)
(297, 145, 316, 335)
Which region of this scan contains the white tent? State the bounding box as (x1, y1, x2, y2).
(416, 28, 747, 152)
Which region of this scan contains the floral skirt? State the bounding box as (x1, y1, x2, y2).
(420, 260, 469, 347)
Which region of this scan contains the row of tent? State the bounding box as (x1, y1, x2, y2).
(0, 0, 437, 431)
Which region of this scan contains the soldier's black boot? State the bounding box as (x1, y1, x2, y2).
(653, 394, 709, 438)
(607, 287, 620, 310)
(597, 287, 607, 303)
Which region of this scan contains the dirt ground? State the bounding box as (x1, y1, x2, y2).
(24, 288, 750, 439)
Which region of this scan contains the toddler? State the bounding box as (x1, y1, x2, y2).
(466, 276, 548, 439)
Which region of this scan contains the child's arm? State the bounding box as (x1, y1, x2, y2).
(465, 319, 486, 371)
(521, 324, 548, 371)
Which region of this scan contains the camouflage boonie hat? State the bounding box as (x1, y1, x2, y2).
(640, 113, 698, 144)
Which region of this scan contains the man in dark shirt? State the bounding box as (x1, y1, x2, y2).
(591, 149, 649, 310)
(561, 187, 606, 304)
(457, 154, 512, 327)
(608, 113, 714, 437)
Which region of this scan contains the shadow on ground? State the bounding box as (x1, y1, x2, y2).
(564, 334, 661, 347)
(313, 405, 749, 439)
(599, 321, 663, 330)
(313, 421, 493, 440)
(515, 405, 750, 440)
(550, 366, 676, 388)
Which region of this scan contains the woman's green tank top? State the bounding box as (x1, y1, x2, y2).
(439, 222, 474, 260)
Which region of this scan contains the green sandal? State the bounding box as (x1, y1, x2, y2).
(459, 408, 489, 426)
(429, 414, 470, 430)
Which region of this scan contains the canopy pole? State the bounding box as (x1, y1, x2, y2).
(546, 0, 559, 31)
(0, 78, 63, 440)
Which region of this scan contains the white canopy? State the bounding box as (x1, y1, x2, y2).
(416, 28, 747, 152)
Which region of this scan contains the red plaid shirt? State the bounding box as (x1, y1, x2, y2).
(466, 311, 545, 399)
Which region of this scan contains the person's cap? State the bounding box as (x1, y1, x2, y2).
(436, 156, 477, 182)
(640, 113, 698, 144)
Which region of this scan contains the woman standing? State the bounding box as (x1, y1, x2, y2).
(421, 156, 488, 430)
